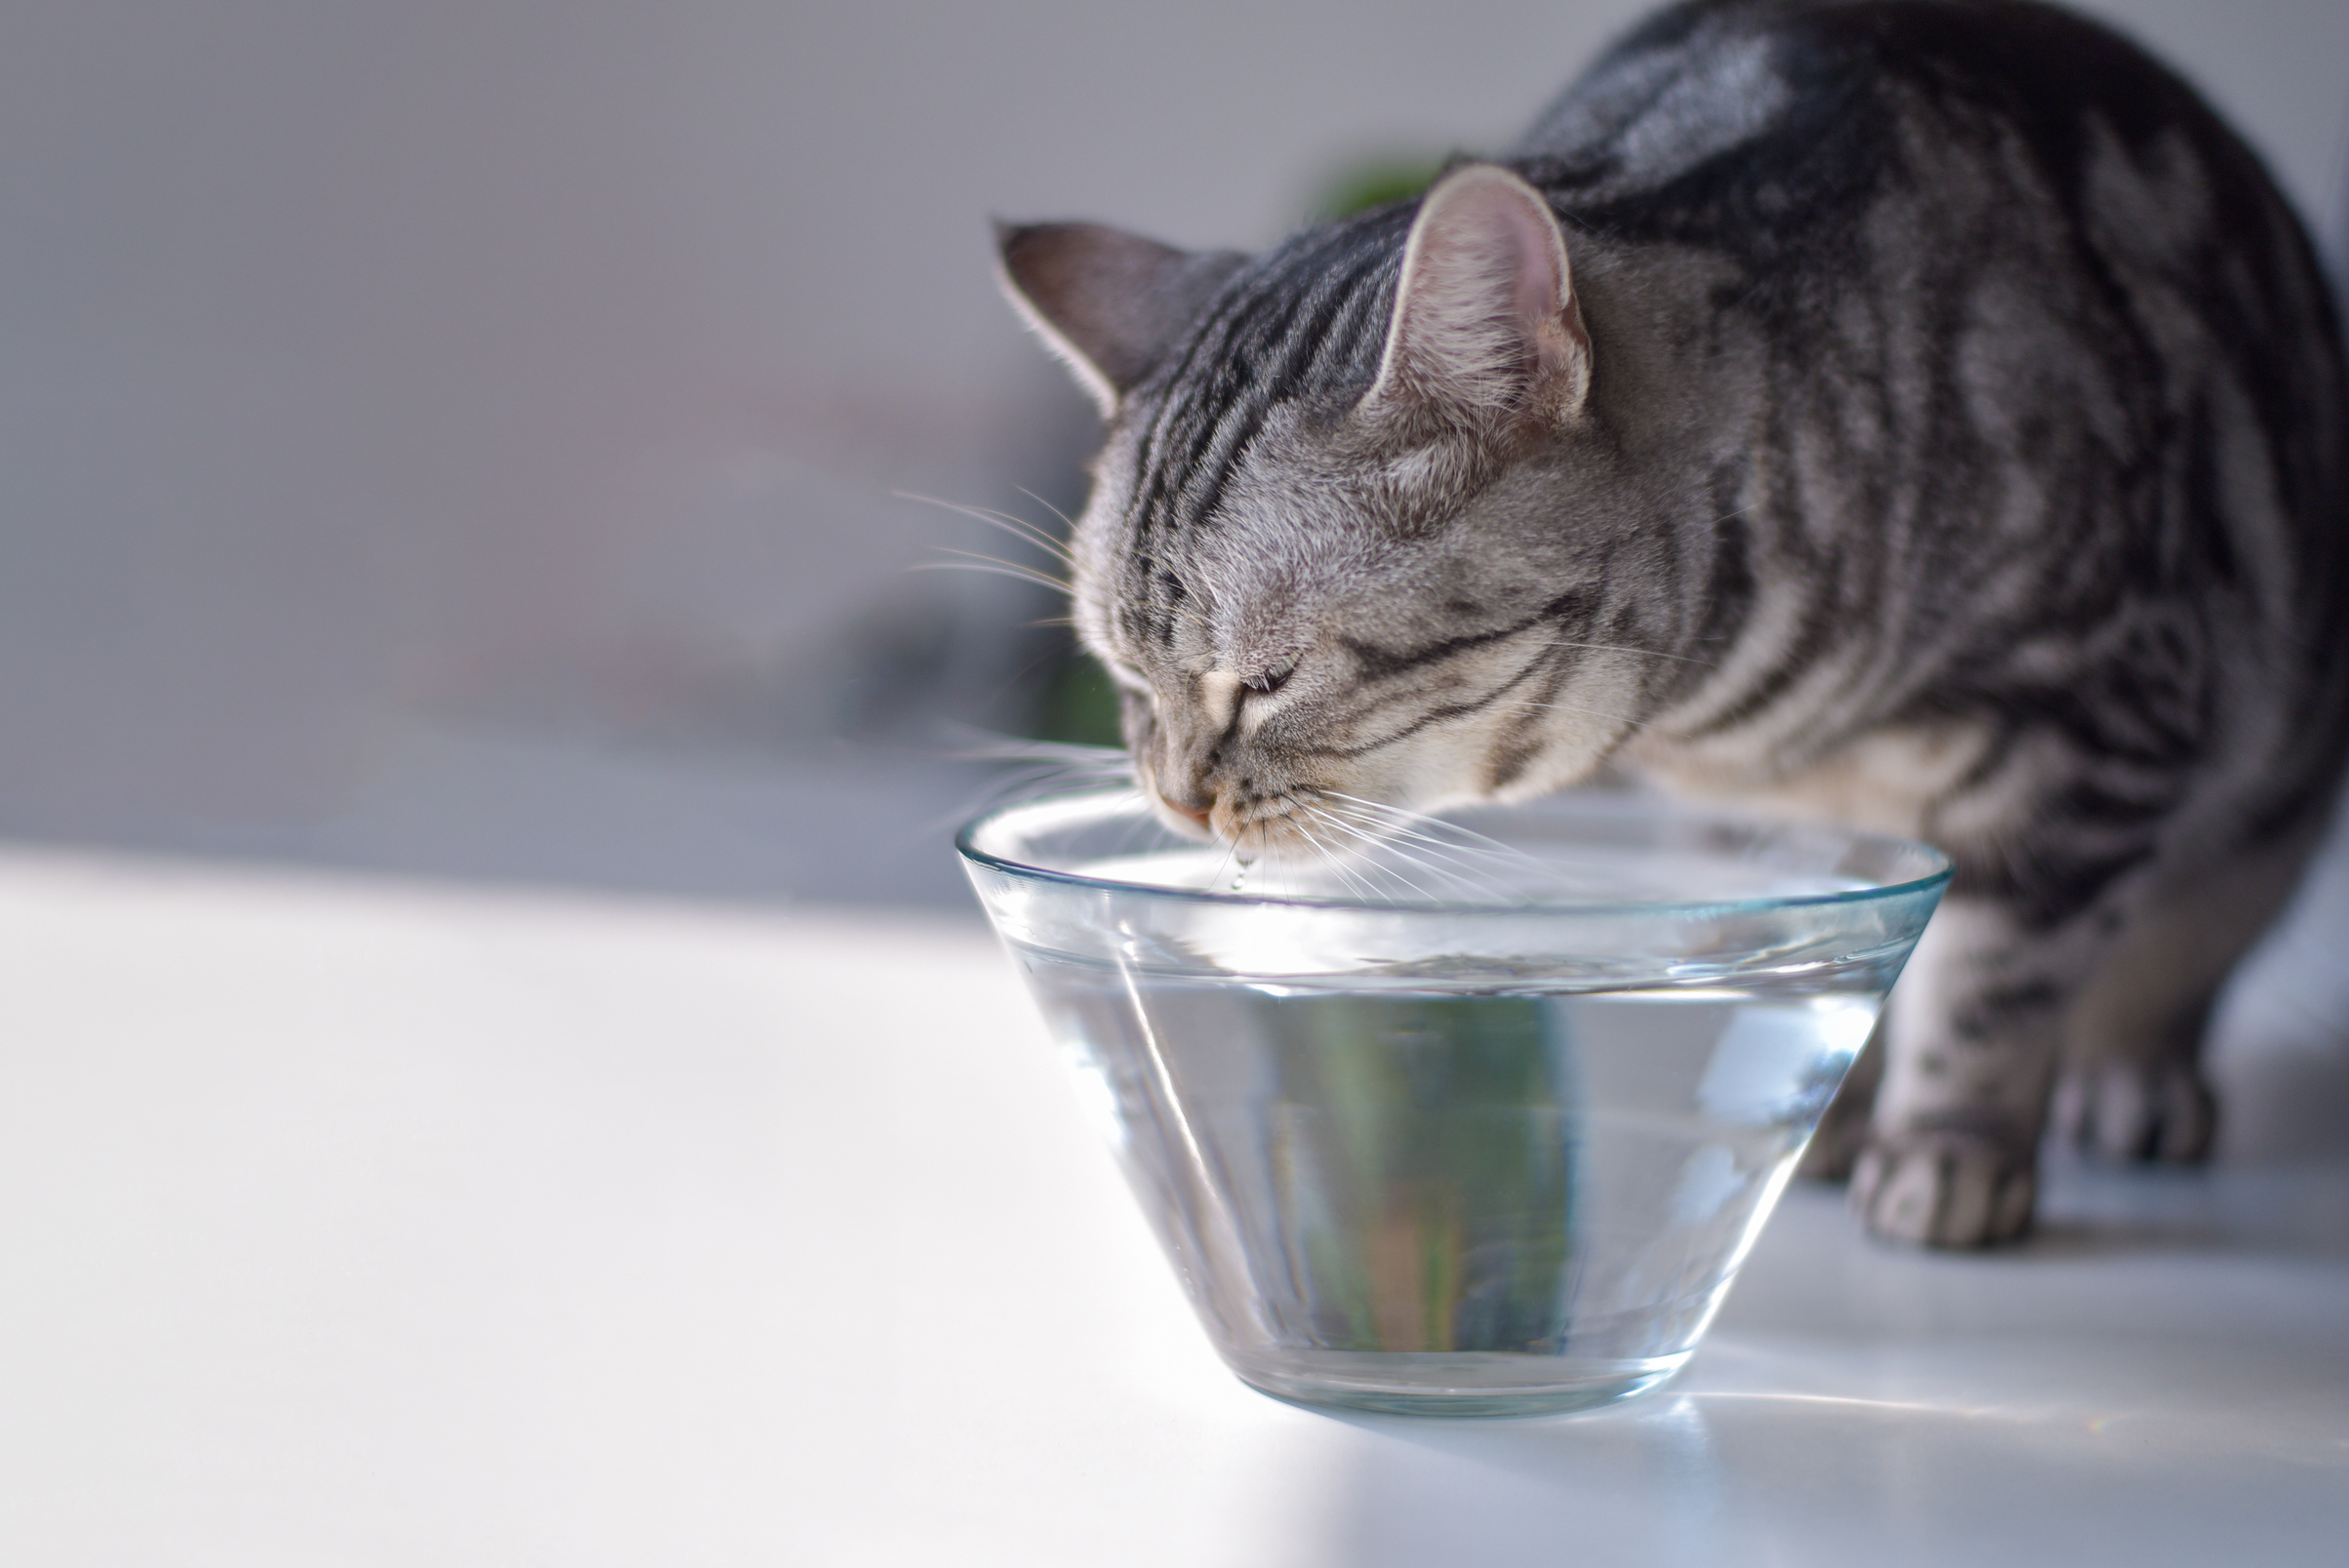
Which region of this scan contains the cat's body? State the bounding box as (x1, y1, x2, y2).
(997, 0, 2349, 1246)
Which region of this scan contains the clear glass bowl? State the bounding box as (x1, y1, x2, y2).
(958, 787, 1949, 1417)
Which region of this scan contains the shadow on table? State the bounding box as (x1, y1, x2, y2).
(1310, 1347, 2349, 1568)
(1300, 1023, 2349, 1566)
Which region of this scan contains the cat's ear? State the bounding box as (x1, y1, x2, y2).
(995, 222, 1243, 418)
(1363, 165, 1592, 435)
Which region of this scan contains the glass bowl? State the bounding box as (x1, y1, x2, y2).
(958, 786, 1949, 1417)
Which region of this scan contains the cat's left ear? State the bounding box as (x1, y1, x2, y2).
(995, 221, 1244, 419)
(1363, 165, 1592, 435)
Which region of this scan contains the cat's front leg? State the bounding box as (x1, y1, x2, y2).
(1848, 897, 2080, 1247)
(2039, 841, 2307, 1165)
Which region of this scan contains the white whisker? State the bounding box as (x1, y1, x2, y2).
(910, 557, 1075, 595)
(1309, 802, 1501, 884)
(1316, 803, 1530, 903)
(1304, 818, 1431, 900)
(1015, 486, 1079, 534)
(1312, 795, 1504, 861)
(1285, 815, 1387, 902)
(1319, 791, 1549, 869)
(1524, 636, 1715, 668)
(1300, 805, 1458, 901)
(894, 490, 1075, 567)
(929, 545, 1073, 587)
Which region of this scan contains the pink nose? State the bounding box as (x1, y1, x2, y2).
(1167, 800, 1212, 829)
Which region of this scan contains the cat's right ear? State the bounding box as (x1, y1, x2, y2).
(995, 222, 1241, 419)
(1361, 165, 1592, 439)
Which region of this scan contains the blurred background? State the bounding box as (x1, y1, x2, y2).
(1, 0, 2345, 913)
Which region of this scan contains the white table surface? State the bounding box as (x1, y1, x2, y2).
(3, 846, 2345, 1566)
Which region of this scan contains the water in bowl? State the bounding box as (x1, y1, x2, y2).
(1001, 834, 1896, 1417)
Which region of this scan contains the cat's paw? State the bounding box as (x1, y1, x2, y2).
(2050, 1062, 2215, 1163)
(1849, 1131, 2036, 1248)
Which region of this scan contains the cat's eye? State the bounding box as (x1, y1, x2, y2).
(1244, 655, 1300, 695)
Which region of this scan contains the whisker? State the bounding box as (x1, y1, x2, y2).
(893, 490, 1075, 566)
(1308, 805, 1504, 886)
(1309, 804, 1526, 902)
(1300, 806, 1455, 901)
(1015, 486, 1079, 534)
(1289, 818, 1389, 903)
(1202, 830, 1243, 894)
(1359, 834, 1508, 902)
(1319, 829, 1439, 902)
(917, 502, 1074, 570)
(1265, 806, 1364, 895)
(1302, 793, 1502, 903)
(959, 752, 1134, 780)
(1524, 636, 1716, 668)
(930, 545, 1074, 586)
(1112, 798, 1160, 857)
(929, 724, 1134, 776)
(1316, 818, 1506, 892)
(1318, 791, 1547, 867)
(909, 555, 1073, 595)
(939, 765, 1146, 837)
(1312, 794, 1501, 859)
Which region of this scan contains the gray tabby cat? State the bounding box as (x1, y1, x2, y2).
(994, 0, 2349, 1247)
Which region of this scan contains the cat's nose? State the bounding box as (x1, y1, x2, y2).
(1159, 780, 1215, 828)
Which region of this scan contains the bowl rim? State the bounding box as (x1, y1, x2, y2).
(956, 785, 1954, 919)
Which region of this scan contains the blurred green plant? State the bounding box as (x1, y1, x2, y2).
(1267, 995, 1577, 1353)
(1033, 649, 1123, 747)
(1312, 155, 1448, 221)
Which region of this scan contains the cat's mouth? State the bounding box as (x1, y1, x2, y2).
(1147, 783, 1310, 854)
(1205, 790, 1386, 867)
(1146, 766, 1424, 868)
(1140, 780, 1222, 844)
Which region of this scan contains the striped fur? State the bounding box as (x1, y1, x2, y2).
(997, 0, 2349, 1246)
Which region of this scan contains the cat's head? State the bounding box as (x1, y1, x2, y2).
(999, 165, 1669, 859)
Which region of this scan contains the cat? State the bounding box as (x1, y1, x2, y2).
(992, 0, 2349, 1247)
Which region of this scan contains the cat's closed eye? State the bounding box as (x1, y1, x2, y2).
(1243, 655, 1300, 696)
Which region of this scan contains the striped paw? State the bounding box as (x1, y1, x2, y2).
(2050, 1063, 2215, 1163)
(1850, 1131, 2036, 1248)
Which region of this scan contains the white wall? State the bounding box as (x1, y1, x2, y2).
(0, 0, 2342, 868)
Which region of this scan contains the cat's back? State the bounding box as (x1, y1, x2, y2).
(1519, 0, 2345, 567)
(1516, 0, 2346, 828)
(1519, 0, 2335, 345)
(1521, 0, 2276, 217)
